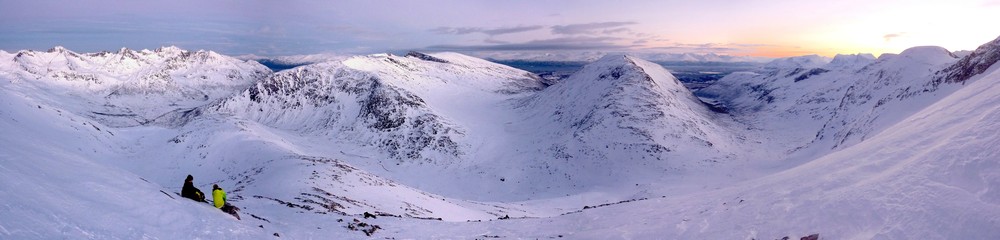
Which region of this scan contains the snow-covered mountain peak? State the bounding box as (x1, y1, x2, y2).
(762, 54, 831, 70)
(155, 45, 185, 54)
(825, 53, 876, 70)
(548, 54, 691, 97)
(508, 54, 737, 192)
(895, 46, 957, 64)
(550, 54, 657, 88)
(47, 46, 70, 53)
(592, 53, 631, 64)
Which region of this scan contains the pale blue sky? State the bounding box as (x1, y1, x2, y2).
(2, 0, 998, 57)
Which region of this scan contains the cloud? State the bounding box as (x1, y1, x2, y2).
(482, 25, 545, 35)
(425, 36, 627, 51)
(551, 21, 637, 35)
(483, 38, 510, 44)
(883, 32, 905, 42)
(429, 27, 482, 35)
(429, 25, 544, 36)
(643, 42, 775, 54)
(602, 28, 632, 35)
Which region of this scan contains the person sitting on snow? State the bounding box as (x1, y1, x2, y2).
(181, 175, 206, 202)
(213, 184, 241, 220)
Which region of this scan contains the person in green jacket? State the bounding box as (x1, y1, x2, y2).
(212, 184, 241, 220)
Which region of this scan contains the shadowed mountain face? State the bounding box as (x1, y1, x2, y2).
(211, 62, 466, 163)
(936, 36, 1000, 85)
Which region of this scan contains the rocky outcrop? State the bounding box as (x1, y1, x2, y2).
(935, 35, 1000, 86)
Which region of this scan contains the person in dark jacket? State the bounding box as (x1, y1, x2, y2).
(181, 175, 206, 202)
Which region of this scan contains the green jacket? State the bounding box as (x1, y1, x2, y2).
(212, 188, 226, 208)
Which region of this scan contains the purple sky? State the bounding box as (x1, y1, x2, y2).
(1, 0, 998, 57)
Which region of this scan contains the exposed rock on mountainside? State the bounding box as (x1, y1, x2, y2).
(211, 63, 465, 163)
(935, 35, 1000, 85)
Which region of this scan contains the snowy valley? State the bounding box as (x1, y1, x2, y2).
(2, 35, 1000, 239)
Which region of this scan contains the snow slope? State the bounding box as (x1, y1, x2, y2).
(0, 48, 554, 238)
(0, 85, 269, 239)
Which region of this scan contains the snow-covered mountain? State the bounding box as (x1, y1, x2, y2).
(3, 34, 1000, 239)
(1, 46, 270, 126)
(760, 54, 831, 70)
(210, 52, 547, 165)
(502, 55, 744, 193)
(699, 46, 968, 156)
(825, 53, 876, 70)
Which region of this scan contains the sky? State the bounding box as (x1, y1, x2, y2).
(1, 0, 999, 58)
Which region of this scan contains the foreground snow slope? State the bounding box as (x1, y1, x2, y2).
(119, 114, 542, 222)
(0, 87, 268, 239)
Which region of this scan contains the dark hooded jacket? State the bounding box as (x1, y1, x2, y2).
(181, 176, 205, 202)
